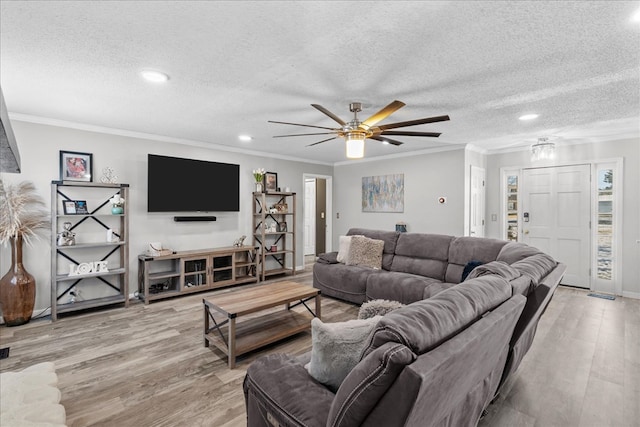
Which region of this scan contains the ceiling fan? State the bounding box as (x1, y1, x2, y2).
(268, 100, 450, 159)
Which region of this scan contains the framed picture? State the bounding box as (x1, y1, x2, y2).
(60, 150, 93, 182)
(263, 172, 278, 192)
(278, 221, 287, 232)
(75, 200, 88, 214)
(62, 200, 77, 215)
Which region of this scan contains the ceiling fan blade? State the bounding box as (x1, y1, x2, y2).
(381, 130, 442, 138)
(360, 100, 406, 129)
(378, 115, 450, 131)
(369, 135, 403, 146)
(307, 136, 338, 147)
(268, 120, 337, 131)
(273, 132, 337, 138)
(311, 104, 347, 126)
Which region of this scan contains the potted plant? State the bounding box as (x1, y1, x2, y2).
(0, 180, 49, 326)
(253, 168, 265, 192)
(109, 194, 125, 214)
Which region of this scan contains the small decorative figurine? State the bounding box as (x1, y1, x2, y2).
(100, 167, 118, 184)
(233, 235, 246, 247)
(57, 222, 76, 246)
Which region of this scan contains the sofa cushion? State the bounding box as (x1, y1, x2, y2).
(510, 253, 557, 287)
(496, 241, 543, 265)
(346, 236, 384, 269)
(390, 233, 454, 280)
(244, 353, 334, 427)
(366, 271, 451, 305)
(307, 316, 382, 391)
(347, 228, 399, 270)
(363, 275, 512, 356)
(444, 237, 509, 284)
(313, 262, 378, 304)
(327, 342, 416, 427)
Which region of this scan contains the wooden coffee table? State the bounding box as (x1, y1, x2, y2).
(203, 281, 321, 368)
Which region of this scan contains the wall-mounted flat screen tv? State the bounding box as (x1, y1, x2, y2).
(147, 154, 240, 212)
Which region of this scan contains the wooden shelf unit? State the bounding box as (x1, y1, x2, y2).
(137, 246, 259, 304)
(50, 181, 130, 321)
(252, 191, 297, 281)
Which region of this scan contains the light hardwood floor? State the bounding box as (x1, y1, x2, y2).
(1, 270, 638, 427)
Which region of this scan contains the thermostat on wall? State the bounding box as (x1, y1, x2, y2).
(438, 197, 447, 204)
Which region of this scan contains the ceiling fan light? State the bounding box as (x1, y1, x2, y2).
(345, 134, 365, 159)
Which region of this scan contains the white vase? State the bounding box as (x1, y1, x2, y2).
(256, 182, 263, 193)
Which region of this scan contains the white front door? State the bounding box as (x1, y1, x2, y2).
(522, 165, 591, 288)
(470, 166, 486, 237)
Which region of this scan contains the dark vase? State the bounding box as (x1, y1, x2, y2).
(0, 235, 36, 326)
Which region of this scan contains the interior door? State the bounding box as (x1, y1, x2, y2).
(304, 179, 316, 255)
(470, 166, 486, 237)
(522, 165, 591, 288)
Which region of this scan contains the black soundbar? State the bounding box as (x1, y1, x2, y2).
(173, 216, 217, 222)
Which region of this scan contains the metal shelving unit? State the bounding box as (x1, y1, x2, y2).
(252, 191, 296, 281)
(50, 181, 129, 321)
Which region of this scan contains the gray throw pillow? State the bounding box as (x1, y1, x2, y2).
(346, 236, 384, 269)
(306, 316, 382, 391)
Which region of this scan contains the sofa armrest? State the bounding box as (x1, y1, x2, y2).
(498, 262, 566, 390)
(244, 353, 335, 427)
(317, 252, 339, 264)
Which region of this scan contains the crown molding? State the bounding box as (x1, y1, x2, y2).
(8, 113, 334, 167)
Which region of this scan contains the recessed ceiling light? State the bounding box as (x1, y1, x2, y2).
(140, 70, 169, 83)
(519, 114, 539, 121)
(238, 135, 253, 142)
(632, 8, 640, 23)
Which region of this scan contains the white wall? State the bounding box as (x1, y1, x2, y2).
(0, 120, 332, 312)
(485, 138, 640, 297)
(332, 148, 466, 248)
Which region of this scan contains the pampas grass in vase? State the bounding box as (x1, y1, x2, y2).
(0, 179, 49, 326)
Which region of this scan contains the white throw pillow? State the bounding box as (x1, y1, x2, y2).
(337, 235, 363, 264)
(306, 316, 381, 391)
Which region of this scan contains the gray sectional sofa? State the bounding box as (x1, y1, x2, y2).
(244, 275, 526, 426)
(243, 229, 565, 427)
(314, 228, 565, 389)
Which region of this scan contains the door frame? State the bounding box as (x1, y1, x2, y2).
(302, 173, 333, 269)
(499, 157, 623, 295)
(590, 160, 623, 296)
(470, 165, 486, 237)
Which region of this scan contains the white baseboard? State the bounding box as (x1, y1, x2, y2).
(622, 291, 640, 300)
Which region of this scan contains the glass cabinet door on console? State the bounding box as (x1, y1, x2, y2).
(183, 256, 209, 288)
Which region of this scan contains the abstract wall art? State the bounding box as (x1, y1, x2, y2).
(362, 174, 404, 212)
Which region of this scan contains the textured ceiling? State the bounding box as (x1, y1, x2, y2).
(1, 1, 638, 164)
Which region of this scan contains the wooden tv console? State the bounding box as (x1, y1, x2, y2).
(137, 246, 258, 304)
